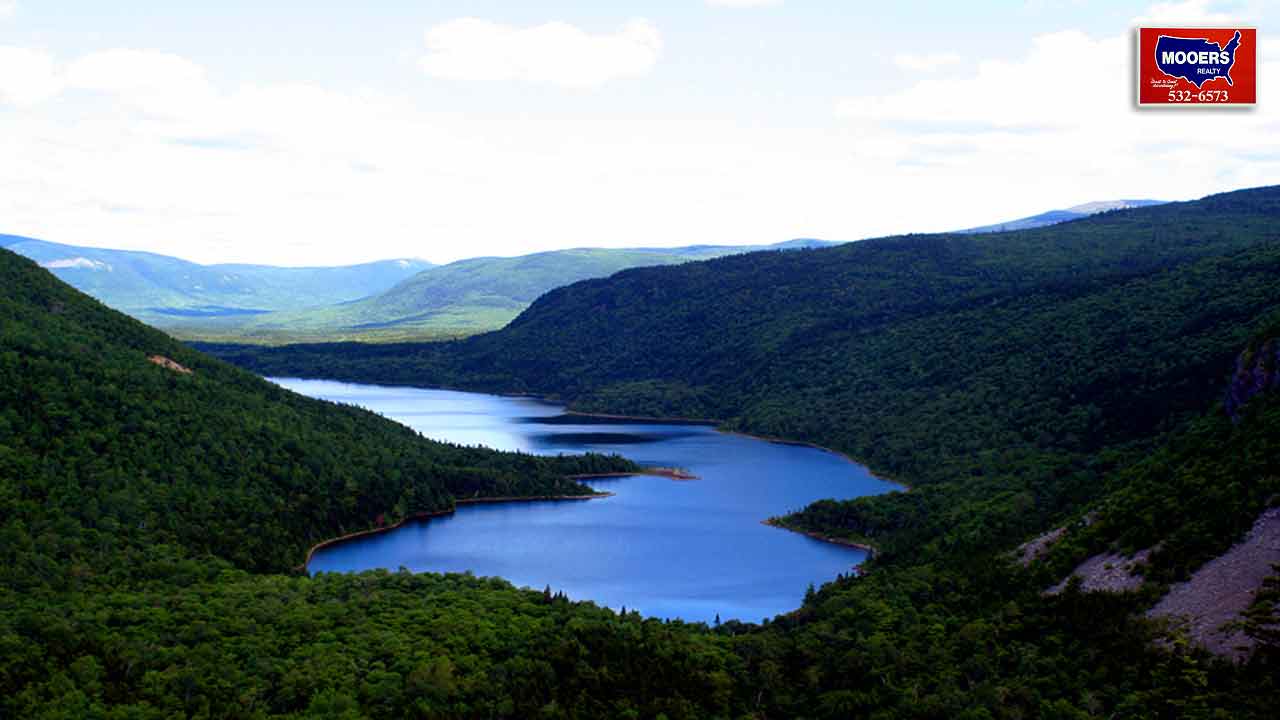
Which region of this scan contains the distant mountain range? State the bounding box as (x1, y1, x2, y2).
(957, 199, 1165, 234)
(2, 234, 840, 343)
(2, 200, 1160, 343)
(1, 235, 432, 327)
(201, 240, 842, 342)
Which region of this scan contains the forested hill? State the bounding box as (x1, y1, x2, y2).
(169, 239, 840, 343)
(0, 246, 631, 577)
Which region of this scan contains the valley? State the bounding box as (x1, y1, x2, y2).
(10, 197, 1152, 346)
(5, 3, 1278, 715)
(4, 189, 1279, 716)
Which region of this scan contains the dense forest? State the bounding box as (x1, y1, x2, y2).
(5, 187, 1280, 717)
(0, 247, 636, 576)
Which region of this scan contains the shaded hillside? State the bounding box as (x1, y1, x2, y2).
(1046, 326, 1280, 584)
(4, 236, 432, 325)
(0, 247, 632, 576)
(1015, 337, 1280, 660)
(332, 242, 841, 329)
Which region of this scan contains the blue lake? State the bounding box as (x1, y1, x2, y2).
(277, 378, 898, 624)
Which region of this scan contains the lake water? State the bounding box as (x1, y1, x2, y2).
(277, 378, 898, 624)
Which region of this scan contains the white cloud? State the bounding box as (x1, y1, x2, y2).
(0, 47, 215, 112)
(840, 31, 1120, 129)
(0, 47, 61, 107)
(0, 0, 1275, 269)
(1134, 0, 1244, 25)
(893, 52, 963, 72)
(0, 1, 16, 21)
(65, 49, 215, 118)
(66, 49, 208, 96)
(419, 17, 661, 88)
(0, 42, 751, 266)
(705, 0, 784, 7)
(832, 1, 1280, 234)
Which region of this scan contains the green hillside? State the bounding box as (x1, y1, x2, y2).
(0, 246, 641, 572)
(4, 237, 432, 326)
(205, 247, 737, 341)
(179, 241, 839, 344)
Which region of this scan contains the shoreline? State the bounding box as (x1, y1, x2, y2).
(561, 409, 720, 426)
(570, 466, 699, 481)
(300, 490, 613, 571)
(279, 377, 910, 573)
(301, 465, 704, 570)
(268, 376, 906, 489)
(761, 517, 879, 558)
(718, 429, 910, 491)
(548, 406, 910, 491)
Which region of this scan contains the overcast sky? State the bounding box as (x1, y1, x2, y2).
(0, 0, 1275, 266)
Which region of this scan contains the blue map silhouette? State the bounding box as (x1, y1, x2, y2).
(1154, 31, 1241, 88)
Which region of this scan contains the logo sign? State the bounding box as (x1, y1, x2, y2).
(1137, 27, 1256, 106)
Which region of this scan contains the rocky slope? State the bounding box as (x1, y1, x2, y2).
(1148, 507, 1280, 660)
(1227, 335, 1280, 422)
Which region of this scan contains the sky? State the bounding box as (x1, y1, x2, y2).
(0, 0, 1276, 266)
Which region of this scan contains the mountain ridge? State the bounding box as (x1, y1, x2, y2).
(9, 196, 1152, 344)
(157, 239, 845, 342)
(958, 198, 1166, 233)
(3, 236, 434, 325)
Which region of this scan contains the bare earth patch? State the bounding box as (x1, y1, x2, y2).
(148, 355, 193, 374)
(1017, 513, 1095, 568)
(1147, 506, 1280, 660)
(1016, 526, 1066, 567)
(1048, 548, 1151, 595)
